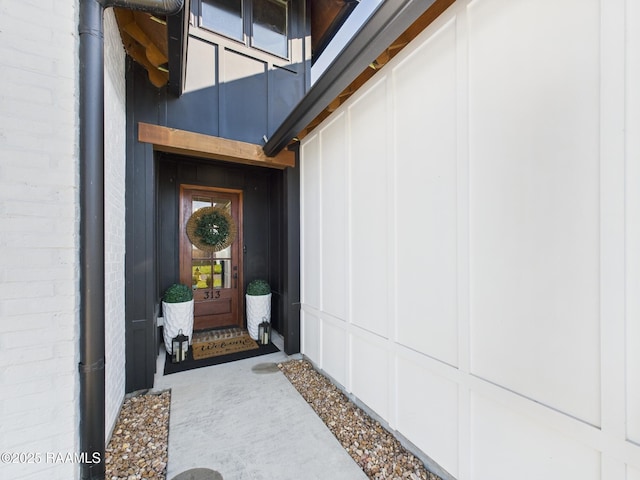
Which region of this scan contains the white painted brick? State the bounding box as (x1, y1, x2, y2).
(2, 357, 75, 386)
(0, 45, 59, 76)
(2, 464, 58, 480)
(2, 296, 75, 317)
(0, 266, 76, 284)
(0, 404, 58, 436)
(0, 248, 68, 268)
(0, 14, 55, 43)
(0, 216, 57, 233)
(0, 314, 56, 334)
(0, 0, 126, 477)
(1, 64, 60, 89)
(103, 7, 127, 441)
(2, 391, 61, 417)
(0, 115, 56, 140)
(0, 282, 55, 300)
(0, 346, 56, 365)
(2, 372, 57, 396)
(53, 340, 77, 359)
(0, 336, 76, 370)
(0, 184, 76, 206)
(53, 280, 79, 297)
(0, 311, 61, 332)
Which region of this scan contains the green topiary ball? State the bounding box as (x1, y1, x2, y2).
(246, 279, 271, 296)
(163, 283, 193, 303)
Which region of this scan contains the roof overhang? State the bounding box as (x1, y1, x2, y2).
(263, 0, 455, 157)
(311, 0, 359, 62)
(113, 0, 189, 94)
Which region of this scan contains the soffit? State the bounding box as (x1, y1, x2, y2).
(311, 0, 359, 60)
(114, 8, 170, 88)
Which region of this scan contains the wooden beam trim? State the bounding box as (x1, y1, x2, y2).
(138, 123, 295, 169)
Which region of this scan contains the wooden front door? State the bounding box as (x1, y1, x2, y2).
(180, 185, 243, 331)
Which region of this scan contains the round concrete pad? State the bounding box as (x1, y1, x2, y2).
(171, 468, 223, 480)
(251, 362, 280, 374)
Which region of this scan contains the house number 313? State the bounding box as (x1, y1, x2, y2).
(204, 290, 221, 300)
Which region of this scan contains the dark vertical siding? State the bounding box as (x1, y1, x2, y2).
(125, 61, 161, 392)
(220, 51, 268, 143)
(157, 160, 179, 292)
(283, 149, 301, 354)
(269, 172, 284, 338)
(165, 39, 220, 136)
(268, 65, 304, 136)
(163, 0, 309, 141)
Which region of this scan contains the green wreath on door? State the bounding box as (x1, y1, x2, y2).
(186, 206, 237, 253)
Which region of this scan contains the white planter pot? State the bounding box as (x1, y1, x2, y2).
(162, 299, 194, 354)
(246, 293, 271, 340)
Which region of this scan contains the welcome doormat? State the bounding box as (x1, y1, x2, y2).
(163, 327, 280, 375)
(192, 327, 258, 360)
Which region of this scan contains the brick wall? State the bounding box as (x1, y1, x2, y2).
(0, 1, 80, 479)
(0, 3, 128, 479)
(103, 7, 127, 442)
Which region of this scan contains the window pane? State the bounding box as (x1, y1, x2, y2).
(213, 259, 232, 288)
(202, 0, 243, 40)
(190, 195, 234, 282)
(252, 0, 287, 57)
(192, 261, 212, 289)
(193, 196, 212, 211)
(191, 258, 232, 289)
(192, 197, 213, 259)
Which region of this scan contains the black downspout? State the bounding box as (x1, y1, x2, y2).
(78, 1, 183, 479)
(78, 1, 106, 478)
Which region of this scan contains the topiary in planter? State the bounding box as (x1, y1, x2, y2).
(162, 283, 194, 354)
(163, 283, 193, 303)
(246, 279, 271, 296)
(245, 280, 271, 340)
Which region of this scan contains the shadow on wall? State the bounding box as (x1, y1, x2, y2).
(161, 39, 308, 146)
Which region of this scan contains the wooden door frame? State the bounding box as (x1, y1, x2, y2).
(179, 184, 244, 330)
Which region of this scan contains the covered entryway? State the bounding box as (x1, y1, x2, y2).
(155, 148, 294, 340)
(122, 118, 301, 391)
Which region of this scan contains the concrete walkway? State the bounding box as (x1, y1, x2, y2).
(153, 333, 367, 480)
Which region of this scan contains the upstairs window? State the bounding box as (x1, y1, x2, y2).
(201, 0, 243, 40)
(200, 0, 289, 58)
(252, 0, 288, 58)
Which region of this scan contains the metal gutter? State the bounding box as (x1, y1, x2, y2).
(167, 0, 190, 95)
(78, 1, 183, 478)
(103, 0, 183, 14)
(263, 0, 437, 157)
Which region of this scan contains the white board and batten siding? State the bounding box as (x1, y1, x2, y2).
(300, 0, 640, 478)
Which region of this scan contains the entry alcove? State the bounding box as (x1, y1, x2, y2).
(157, 152, 290, 336)
(124, 138, 301, 393)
